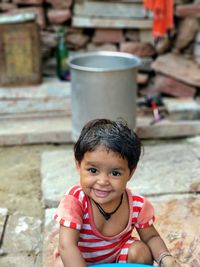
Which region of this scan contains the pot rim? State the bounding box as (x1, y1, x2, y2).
(68, 51, 141, 72)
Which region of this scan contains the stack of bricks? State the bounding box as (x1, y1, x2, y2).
(0, 0, 155, 71)
(1, 0, 200, 96)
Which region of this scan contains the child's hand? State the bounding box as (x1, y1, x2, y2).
(161, 255, 181, 267)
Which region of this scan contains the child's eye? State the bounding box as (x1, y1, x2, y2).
(112, 171, 121, 176)
(88, 168, 97, 174)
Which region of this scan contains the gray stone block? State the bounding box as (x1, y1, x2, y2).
(41, 143, 200, 210)
(3, 214, 42, 254)
(131, 143, 200, 194)
(41, 149, 79, 208)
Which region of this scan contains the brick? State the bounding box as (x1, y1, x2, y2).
(152, 53, 200, 87)
(47, 9, 71, 25)
(137, 73, 149, 85)
(13, 0, 43, 4)
(41, 31, 57, 48)
(152, 75, 196, 98)
(45, 0, 72, 9)
(139, 29, 154, 44)
(0, 3, 17, 11)
(176, 3, 200, 17)
(86, 43, 117, 52)
(92, 29, 124, 44)
(174, 17, 199, 51)
(125, 29, 140, 42)
(120, 41, 156, 57)
(66, 31, 90, 49)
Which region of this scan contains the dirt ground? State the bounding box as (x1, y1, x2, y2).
(0, 144, 68, 219)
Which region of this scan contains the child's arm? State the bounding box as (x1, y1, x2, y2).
(58, 225, 87, 267)
(137, 225, 181, 267)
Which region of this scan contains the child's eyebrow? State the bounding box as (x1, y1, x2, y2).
(111, 167, 125, 171)
(85, 161, 98, 166)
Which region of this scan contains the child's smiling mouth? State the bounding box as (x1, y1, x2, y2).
(93, 188, 110, 198)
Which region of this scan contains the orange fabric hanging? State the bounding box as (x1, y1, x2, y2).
(144, 0, 174, 37)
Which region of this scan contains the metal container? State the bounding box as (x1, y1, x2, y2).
(69, 51, 141, 141)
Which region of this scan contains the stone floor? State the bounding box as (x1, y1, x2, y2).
(0, 79, 200, 266)
(42, 138, 200, 267)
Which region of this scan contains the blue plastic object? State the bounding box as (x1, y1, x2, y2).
(90, 264, 153, 267)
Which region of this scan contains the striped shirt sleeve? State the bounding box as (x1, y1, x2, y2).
(54, 193, 84, 230)
(133, 195, 155, 229)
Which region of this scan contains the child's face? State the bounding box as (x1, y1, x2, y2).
(76, 146, 135, 206)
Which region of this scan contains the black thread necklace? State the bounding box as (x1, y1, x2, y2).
(92, 194, 123, 220)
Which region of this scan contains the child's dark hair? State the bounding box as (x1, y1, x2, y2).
(74, 118, 142, 171)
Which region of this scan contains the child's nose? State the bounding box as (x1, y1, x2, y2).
(97, 173, 109, 185)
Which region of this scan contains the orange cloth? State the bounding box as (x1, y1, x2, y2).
(144, 0, 174, 37)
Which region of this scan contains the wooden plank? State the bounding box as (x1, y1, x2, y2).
(74, 1, 150, 19)
(72, 16, 152, 29)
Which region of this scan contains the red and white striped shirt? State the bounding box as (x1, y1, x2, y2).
(54, 185, 155, 264)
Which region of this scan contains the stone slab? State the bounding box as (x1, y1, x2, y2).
(0, 78, 71, 99)
(176, 3, 200, 17)
(3, 214, 42, 253)
(43, 208, 58, 267)
(0, 253, 36, 267)
(152, 75, 196, 98)
(0, 98, 71, 115)
(131, 143, 200, 195)
(72, 16, 153, 29)
(163, 98, 200, 121)
(41, 143, 200, 208)
(74, 1, 149, 18)
(0, 208, 8, 245)
(136, 118, 200, 139)
(1, 114, 200, 145)
(43, 194, 200, 267)
(151, 53, 200, 87)
(186, 136, 200, 159)
(0, 78, 71, 115)
(41, 149, 79, 208)
(150, 194, 200, 266)
(0, 116, 72, 145)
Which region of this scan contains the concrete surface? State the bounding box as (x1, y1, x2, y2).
(0, 79, 200, 267)
(0, 79, 200, 145)
(42, 139, 200, 267)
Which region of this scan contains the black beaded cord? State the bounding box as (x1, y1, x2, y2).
(92, 194, 123, 220)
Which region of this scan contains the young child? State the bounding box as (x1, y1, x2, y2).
(54, 118, 180, 267)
